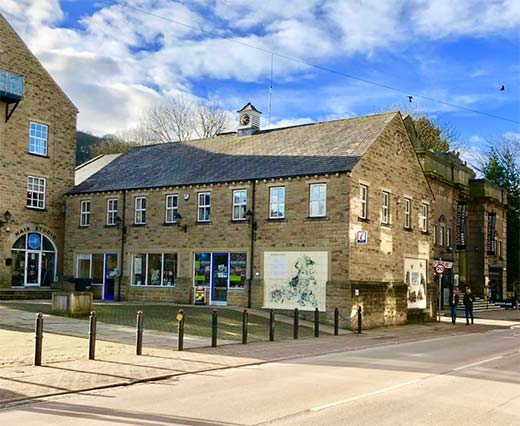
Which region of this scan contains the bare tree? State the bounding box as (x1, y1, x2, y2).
(194, 100, 233, 139)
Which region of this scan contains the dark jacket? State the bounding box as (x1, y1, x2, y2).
(449, 293, 459, 307)
(463, 293, 475, 308)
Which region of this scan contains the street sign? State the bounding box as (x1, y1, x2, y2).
(434, 264, 445, 275)
(356, 230, 368, 244)
(433, 260, 453, 269)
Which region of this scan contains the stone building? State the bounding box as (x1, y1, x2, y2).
(64, 107, 434, 328)
(416, 147, 507, 305)
(0, 14, 78, 297)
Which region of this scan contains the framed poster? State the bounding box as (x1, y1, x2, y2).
(404, 258, 427, 309)
(263, 251, 328, 311)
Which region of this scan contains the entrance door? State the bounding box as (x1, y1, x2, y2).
(25, 251, 40, 286)
(211, 253, 228, 305)
(104, 254, 118, 300)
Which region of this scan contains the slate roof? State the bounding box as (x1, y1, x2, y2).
(69, 112, 398, 195)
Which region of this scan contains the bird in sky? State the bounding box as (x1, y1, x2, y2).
(500, 85, 505, 91)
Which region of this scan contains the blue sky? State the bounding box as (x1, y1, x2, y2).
(1, 0, 519, 164)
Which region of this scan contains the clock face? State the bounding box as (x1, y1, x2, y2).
(183, 193, 190, 201)
(240, 114, 250, 126)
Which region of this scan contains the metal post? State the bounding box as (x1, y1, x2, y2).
(269, 309, 275, 342)
(34, 312, 44, 366)
(177, 309, 184, 351)
(136, 310, 144, 355)
(357, 305, 362, 334)
(88, 311, 97, 360)
(314, 308, 320, 337)
(293, 308, 299, 340)
(334, 307, 339, 336)
(242, 310, 248, 344)
(211, 309, 218, 348)
(438, 274, 443, 322)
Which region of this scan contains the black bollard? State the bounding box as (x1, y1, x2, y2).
(136, 310, 144, 355)
(34, 312, 44, 366)
(314, 308, 320, 337)
(177, 309, 185, 351)
(357, 305, 362, 334)
(211, 309, 218, 348)
(334, 307, 339, 336)
(88, 311, 97, 360)
(269, 309, 275, 342)
(293, 308, 299, 340)
(242, 310, 248, 344)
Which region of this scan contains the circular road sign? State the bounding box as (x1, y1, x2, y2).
(434, 264, 445, 275)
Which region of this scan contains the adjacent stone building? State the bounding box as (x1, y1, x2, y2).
(64, 107, 435, 328)
(416, 145, 507, 305)
(0, 14, 78, 297)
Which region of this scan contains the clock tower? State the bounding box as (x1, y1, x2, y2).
(237, 102, 262, 136)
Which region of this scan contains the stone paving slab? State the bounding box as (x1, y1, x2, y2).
(0, 320, 508, 407)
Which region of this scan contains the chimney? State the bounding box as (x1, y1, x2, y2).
(237, 102, 262, 136)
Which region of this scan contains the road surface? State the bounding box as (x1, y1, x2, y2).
(1, 326, 519, 425)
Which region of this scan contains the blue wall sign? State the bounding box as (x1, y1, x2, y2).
(27, 233, 41, 250)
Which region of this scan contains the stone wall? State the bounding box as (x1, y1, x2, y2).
(0, 15, 77, 289)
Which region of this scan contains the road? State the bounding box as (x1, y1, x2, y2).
(1, 326, 519, 426)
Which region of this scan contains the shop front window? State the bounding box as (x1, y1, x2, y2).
(132, 253, 177, 286)
(229, 253, 247, 289)
(11, 233, 57, 287)
(194, 252, 211, 286)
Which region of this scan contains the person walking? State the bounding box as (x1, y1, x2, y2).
(449, 288, 459, 324)
(463, 286, 476, 325)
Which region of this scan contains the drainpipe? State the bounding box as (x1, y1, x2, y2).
(247, 180, 256, 309)
(117, 190, 127, 301)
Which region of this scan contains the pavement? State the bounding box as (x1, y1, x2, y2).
(1, 306, 518, 407)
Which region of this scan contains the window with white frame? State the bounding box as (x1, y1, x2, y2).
(439, 224, 445, 246)
(232, 189, 247, 220)
(309, 183, 327, 217)
(498, 240, 502, 256)
(269, 187, 285, 219)
(165, 194, 178, 223)
(132, 253, 177, 286)
(198, 192, 211, 222)
(29, 122, 48, 156)
(134, 197, 146, 224)
(76, 253, 103, 283)
(404, 198, 412, 229)
(381, 191, 390, 224)
(27, 176, 46, 209)
(420, 203, 428, 232)
(106, 198, 118, 226)
(446, 227, 452, 248)
(360, 184, 368, 219)
(80, 200, 91, 227)
(433, 225, 438, 245)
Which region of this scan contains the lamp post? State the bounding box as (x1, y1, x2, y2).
(245, 208, 257, 309)
(0, 210, 12, 232)
(175, 212, 188, 233)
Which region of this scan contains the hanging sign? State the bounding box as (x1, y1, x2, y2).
(455, 202, 467, 249)
(487, 212, 496, 254)
(434, 264, 446, 275)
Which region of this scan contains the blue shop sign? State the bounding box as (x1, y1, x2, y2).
(27, 233, 41, 250)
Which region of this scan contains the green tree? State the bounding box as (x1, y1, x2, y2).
(413, 115, 458, 152)
(482, 136, 520, 294)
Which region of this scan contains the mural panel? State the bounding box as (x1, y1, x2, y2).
(263, 251, 328, 311)
(404, 258, 427, 309)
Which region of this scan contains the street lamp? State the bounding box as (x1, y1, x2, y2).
(0, 210, 12, 232)
(175, 212, 187, 233)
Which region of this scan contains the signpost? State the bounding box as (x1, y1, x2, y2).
(433, 262, 446, 322)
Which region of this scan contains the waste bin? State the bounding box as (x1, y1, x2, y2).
(75, 278, 92, 292)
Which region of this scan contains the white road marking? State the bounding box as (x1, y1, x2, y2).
(310, 379, 421, 412)
(452, 355, 504, 371)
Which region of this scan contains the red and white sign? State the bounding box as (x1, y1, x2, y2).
(434, 264, 446, 275)
(433, 260, 453, 269)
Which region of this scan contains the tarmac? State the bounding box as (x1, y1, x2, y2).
(0, 305, 518, 407)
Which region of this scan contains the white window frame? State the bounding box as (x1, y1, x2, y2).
(29, 122, 48, 156)
(498, 240, 502, 256)
(381, 191, 390, 224)
(232, 189, 247, 221)
(439, 224, 445, 247)
(106, 198, 118, 226)
(76, 253, 92, 279)
(197, 192, 211, 222)
(134, 196, 147, 225)
(404, 198, 412, 229)
(131, 253, 177, 287)
(269, 186, 286, 219)
(27, 176, 46, 209)
(80, 200, 91, 227)
(165, 194, 178, 224)
(420, 203, 428, 233)
(309, 183, 327, 218)
(360, 184, 368, 219)
(446, 227, 452, 248)
(433, 225, 437, 245)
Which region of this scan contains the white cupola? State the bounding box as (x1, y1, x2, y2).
(237, 102, 262, 136)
